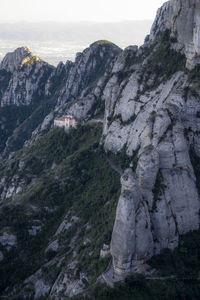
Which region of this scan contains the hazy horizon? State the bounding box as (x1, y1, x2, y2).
(0, 0, 167, 65)
(0, 20, 153, 66)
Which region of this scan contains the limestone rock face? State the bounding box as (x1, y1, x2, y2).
(0, 47, 53, 106)
(2, 1, 200, 296)
(45, 41, 122, 107)
(0, 42, 121, 158)
(102, 21, 200, 273)
(150, 0, 200, 69)
(0, 47, 42, 73)
(45, 61, 68, 97)
(111, 168, 154, 275)
(23, 42, 121, 148)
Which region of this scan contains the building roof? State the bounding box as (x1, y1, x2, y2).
(54, 115, 76, 122)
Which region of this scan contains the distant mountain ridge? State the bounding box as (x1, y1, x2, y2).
(0, 20, 152, 65)
(0, 41, 121, 158)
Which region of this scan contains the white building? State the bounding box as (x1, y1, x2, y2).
(54, 115, 77, 129)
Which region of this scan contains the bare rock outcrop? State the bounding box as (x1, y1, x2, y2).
(102, 1, 200, 275)
(0, 47, 54, 106)
(150, 0, 200, 69)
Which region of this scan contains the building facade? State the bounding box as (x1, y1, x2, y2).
(54, 115, 77, 130)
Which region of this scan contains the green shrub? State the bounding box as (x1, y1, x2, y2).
(0, 124, 120, 294)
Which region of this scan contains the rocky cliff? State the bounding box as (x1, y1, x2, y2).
(46, 40, 121, 107)
(0, 46, 53, 106)
(150, 0, 200, 69)
(101, 0, 200, 275)
(0, 41, 121, 158)
(1, 0, 200, 298)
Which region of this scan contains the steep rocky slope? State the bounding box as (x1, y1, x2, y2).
(1, 0, 200, 299)
(0, 47, 54, 157)
(149, 0, 200, 69)
(101, 0, 200, 276)
(0, 41, 121, 158)
(0, 125, 120, 299)
(46, 40, 122, 106)
(0, 46, 53, 106)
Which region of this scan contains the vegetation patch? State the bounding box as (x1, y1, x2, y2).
(138, 30, 186, 91)
(152, 169, 166, 211)
(70, 230, 200, 300)
(106, 145, 138, 172)
(96, 40, 113, 45)
(0, 124, 120, 295)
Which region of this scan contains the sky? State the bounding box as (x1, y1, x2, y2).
(0, 0, 167, 23)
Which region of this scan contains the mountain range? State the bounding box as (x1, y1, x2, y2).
(0, 20, 153, 65)
(0, 0, 200, 299)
